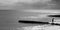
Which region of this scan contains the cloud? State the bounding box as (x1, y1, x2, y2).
(0, 0, 18, 5)
(18, 0, 51, 4)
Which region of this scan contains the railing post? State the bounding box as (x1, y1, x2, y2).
(51, 18, 54, 25)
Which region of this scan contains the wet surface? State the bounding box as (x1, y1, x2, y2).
(0, 10, 60, 30)
(0, 10, 48, 30)
(21, 25, 60, 30)
(0, 10, 54, 30)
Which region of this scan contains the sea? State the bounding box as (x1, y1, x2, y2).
(0, 10, 60, 30)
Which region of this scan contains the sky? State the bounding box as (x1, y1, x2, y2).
(0, 0, 60, 10)
(0, 0, 51, 4)
(0, 0, 18, 4)
(0, 0, 55, 10)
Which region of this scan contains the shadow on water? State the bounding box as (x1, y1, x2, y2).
(18, 20, 60, 26)
(18, 20, 50, 25)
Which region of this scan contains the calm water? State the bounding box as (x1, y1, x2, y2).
(0, 10, 59, 30)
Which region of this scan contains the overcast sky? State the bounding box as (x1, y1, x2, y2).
(0, 0, 60, 10)
(0, 0, 57, 10)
